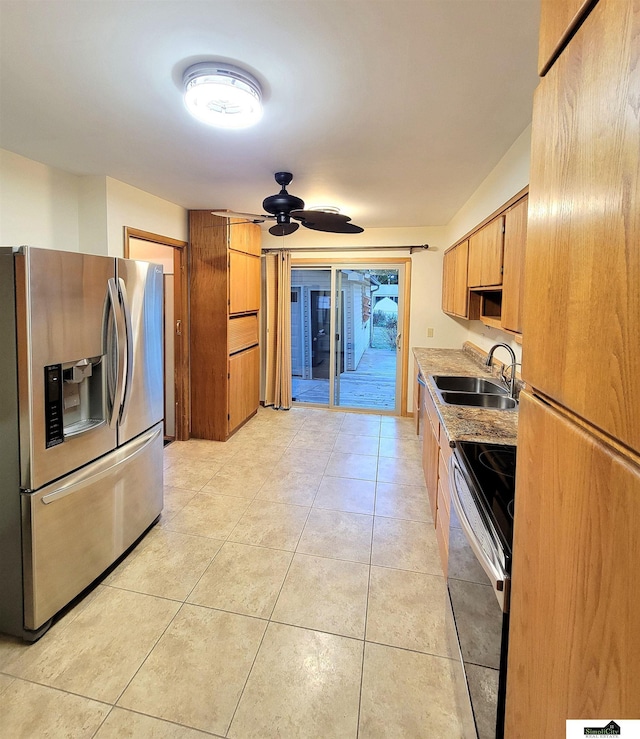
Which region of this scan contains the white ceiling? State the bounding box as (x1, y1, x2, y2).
(0, 0, 540, 229)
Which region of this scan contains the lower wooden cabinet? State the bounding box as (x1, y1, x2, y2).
(421, 386, 452, 574)
(505, 391, 640, 736)
(228, 346, 260, 435)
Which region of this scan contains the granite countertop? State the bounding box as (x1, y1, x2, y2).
(413, 345, 519, 447)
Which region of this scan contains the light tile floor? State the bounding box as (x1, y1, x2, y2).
(0, 407, 467, 738)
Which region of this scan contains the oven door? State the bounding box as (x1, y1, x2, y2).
(447, 451, 510, 739)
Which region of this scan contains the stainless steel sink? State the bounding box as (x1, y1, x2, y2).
(438, 390, 517, 410)
(432, 375, 507, 395)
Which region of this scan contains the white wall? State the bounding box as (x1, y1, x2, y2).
(444, 125, 532, 363)
(0, 149, 80, 251)
(0, 150, 188, 257)
(105, 177, 187, 256)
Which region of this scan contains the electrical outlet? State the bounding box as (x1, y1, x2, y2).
(427, 328, 434, 338)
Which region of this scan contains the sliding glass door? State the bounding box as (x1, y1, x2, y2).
(291, 264, 406, 413)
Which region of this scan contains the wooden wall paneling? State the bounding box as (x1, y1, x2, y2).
(538, 0, 599, 76)
(189, 211, 230, 440)
(505, 391, 640, 736)
(501, 197, 528, 334)
(522, 0, 640, 452)
(228, 346, 260, 434)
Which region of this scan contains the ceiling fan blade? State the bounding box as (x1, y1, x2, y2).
(291, 210, 364, 234)
(301, 220, 364, 234)
(269, 222, 299, 236)
(290, 209, 351, 226)
(211, 210, 274, 223)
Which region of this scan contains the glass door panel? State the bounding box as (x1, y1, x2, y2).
(290, 268, 331, 405)
(291, 265, 404, 413)
(333, 268, 400, 412)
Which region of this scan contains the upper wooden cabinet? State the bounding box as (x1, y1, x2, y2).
(522, 0, 640, 452)
(468, 216, 504, 288)
(501, 196, 528, 334)
(229, 250, 261, 314)
(442, 240, 478, 319)
(228, 217, 261, 256)
(189, 211, 262, 441)
(538, 0, 598, 76)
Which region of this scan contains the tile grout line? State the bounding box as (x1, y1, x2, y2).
(355, 427, 381, 738)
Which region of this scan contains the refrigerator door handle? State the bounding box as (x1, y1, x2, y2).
(107, 278, 126, 428)
(40, 425, 162, 505)
(118, 277, 134, 425)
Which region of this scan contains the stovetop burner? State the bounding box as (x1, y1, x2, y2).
(455, 441, 517, 551)
(478, 448, 516, 478)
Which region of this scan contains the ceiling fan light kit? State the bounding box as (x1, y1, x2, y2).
(183, 62, 263, 129)
(212, 172, 364, 236)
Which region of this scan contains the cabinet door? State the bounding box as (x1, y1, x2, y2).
(468, 216, 504, 288)
(442, 249, 454, 314)
(452, 240, 470, 316)
(501, 196, 527, 333)
(523, 0, 640, 452)
(228, 219, 261, 256)
(505, 391, 640, 736)
(228, 345, 260, 433)
(229, 251, 261, 314)
(422, 391, 440, 522)
(537, 0, 597, 75)
(443, 241, 471, 318)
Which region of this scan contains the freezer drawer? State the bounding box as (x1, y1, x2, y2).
(21, 422, 163, 631)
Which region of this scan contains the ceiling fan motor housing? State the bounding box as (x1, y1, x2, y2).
(262, 172, 304, 220)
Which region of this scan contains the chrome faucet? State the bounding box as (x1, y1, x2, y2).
(486, 343, 518, 399)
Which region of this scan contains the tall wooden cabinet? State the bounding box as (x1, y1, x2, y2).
(189, 212, 261, 441)
(505, 0, 640, 734)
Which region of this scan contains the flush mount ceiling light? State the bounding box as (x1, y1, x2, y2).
(183, 62, 263, 129)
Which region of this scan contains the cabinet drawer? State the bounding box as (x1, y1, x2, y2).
(229, 314, 259, 354)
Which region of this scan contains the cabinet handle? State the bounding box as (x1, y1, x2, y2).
(176, 319, 182, 336)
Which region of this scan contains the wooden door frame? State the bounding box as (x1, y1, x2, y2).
(292, 257, 412, 416)
(124, 227, 190, 440)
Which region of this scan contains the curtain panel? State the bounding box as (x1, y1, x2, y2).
(263, 250, 292, 409)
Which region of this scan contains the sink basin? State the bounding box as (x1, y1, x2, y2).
(432, 375, 507, 395)
(438, 391, 517, 410)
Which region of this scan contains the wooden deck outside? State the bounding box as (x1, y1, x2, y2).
(292, 347, 397, 411)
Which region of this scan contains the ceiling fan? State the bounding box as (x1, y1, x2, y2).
(211, 172, 364, 236)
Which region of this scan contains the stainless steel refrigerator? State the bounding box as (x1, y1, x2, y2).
(0, 246, 164, 640)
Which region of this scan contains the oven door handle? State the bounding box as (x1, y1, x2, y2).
(450, 458, 510, 613)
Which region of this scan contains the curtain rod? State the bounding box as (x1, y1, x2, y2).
(261, 244, 430, 254)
